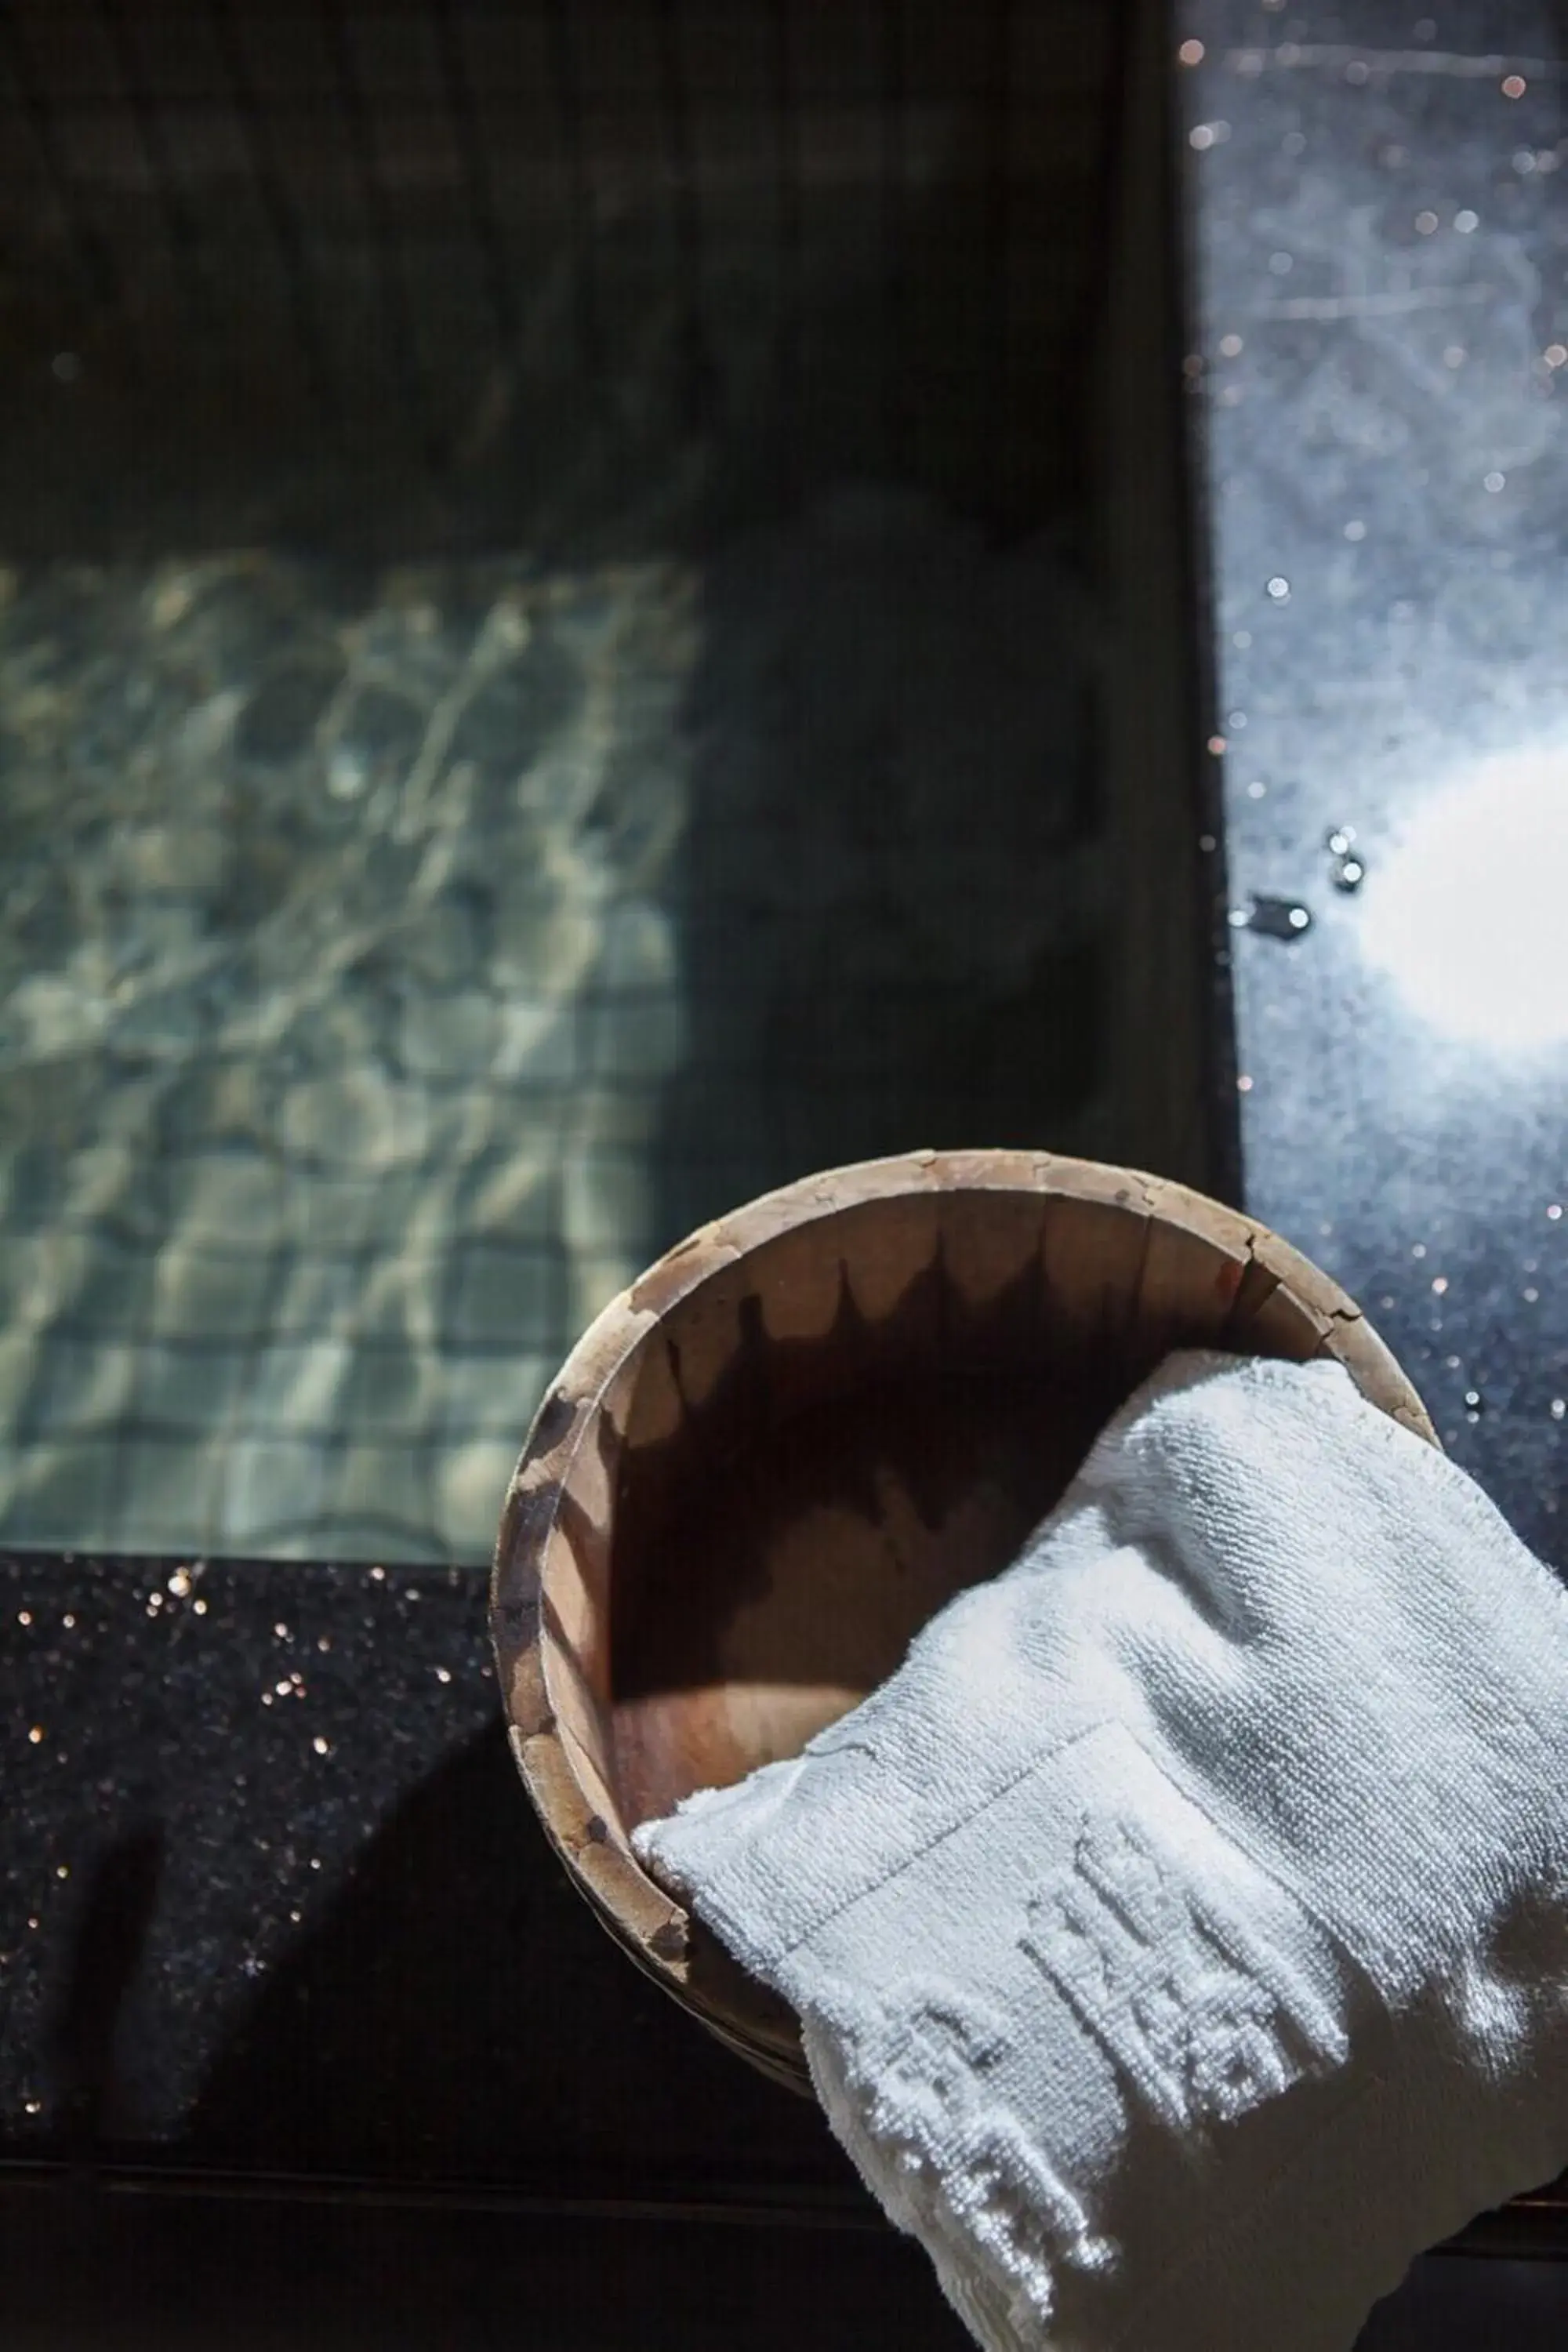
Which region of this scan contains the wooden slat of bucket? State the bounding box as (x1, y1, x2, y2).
(660, 1256, 755, 1416)
(750, 1214, 860, 1422)
(1039, 1169, 1153, 1358)
(938, 1183, 1052, 1372)
(1130, 1179, 1258, 1378)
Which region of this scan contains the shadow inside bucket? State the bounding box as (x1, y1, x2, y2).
(612, 1359, 1120, 1820)
(608, 1233, 1134, 1828)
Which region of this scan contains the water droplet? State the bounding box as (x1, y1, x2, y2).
(274, 1623, 290, 1640)
(1412, 1243, 1427, 1258)
(1247, 895, 1314, 942)
(1219, 332, 1243, 357)
(1199, 833, 1217, 852)
(1454, 209, 1479, 233)
(1331, 855, 1366, 892)
(1282, 129, 1306, 155)
(1546, 345, 1568, 369)
(1344, 519, 1367, 541)
(434, 1666, 452, 1684)
(1415, 210, 1439, 234)
(1464, 1388, 1484, 1412)
(1548, 1204, 1563, 1221)
(1443, 346, 1467, 368)
(1178, 38, 1205, 64)
(1345, 59, 1370, 85)
(27, 1726, 44, 1745)
(1268, 251, 1293, 274)
(1236, 1074, 1254, 1092)
(1247, 779, 1267, 799)
(1551, 1398, 1566, 1420)
(1501, 74, 1527, 100)
(1233, 628, 1253, 648)
(1523, 1287, 1539, 1302)
(1432, 1276, 1449, 1295)
(1483, 471, 1505, 493)
(1414, 17, 1436, 37)
(312, 1736, 331, 1756)
(1326, 826, 1356, 856)
(52, 352, 81, 383)
(1265, 576, 1290, 601)
(193, 1597, 208, 1616)
(1190, 124, 1217, 151)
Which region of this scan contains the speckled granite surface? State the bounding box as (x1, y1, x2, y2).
(0, 1548, 853, 2197)
(1178, 0, 1566, 1579)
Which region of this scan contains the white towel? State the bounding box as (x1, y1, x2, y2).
(633, 1351, 1568, 2352)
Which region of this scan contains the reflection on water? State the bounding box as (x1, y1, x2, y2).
(0, 495, 1104, 1563)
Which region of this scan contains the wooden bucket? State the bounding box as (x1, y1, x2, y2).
(490, 1152, 1436, 2096)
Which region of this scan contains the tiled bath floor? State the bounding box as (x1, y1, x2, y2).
(0, 490, 1109, 1562)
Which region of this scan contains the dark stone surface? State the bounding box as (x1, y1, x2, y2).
(0, 1552, 855, 2205)
(1179, 0, 1566, 1581)
(0, 2193, 974, 2352)
(0, 1548, 974, 2340)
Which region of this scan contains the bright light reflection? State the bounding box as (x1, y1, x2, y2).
(1359, 744, 1568, 1052)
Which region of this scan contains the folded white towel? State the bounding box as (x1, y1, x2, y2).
(633, 1351, 1568, 2352)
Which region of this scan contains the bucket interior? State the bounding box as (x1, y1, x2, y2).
(525, 1178, 1316, 1836)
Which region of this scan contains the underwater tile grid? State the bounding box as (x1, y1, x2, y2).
(0, 490, 1109, 1563)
